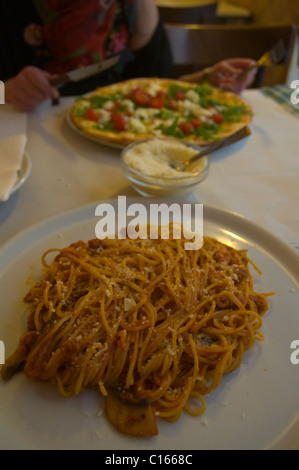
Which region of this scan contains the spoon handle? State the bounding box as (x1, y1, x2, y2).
(188, 125, 251, 165)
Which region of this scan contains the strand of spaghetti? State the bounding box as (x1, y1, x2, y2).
(154, 335, 199, 417)
(168, 329, 180, 380)
(247, 256, 262, 275)
(176, 311, 200, 336)
(100, 297, 111, 335)
(160, 351, 174, 377)
(254, 330, 264, 341)
(42, 281, 52, 309)
(101, 338, 117, 384)
(65, 254, 123, 285)
(125, 331, 139, 389)
(156, 376, 195, 418)
(188, 299, 217, 334)
(137, 327, 154, 373)
(225, 338, 245, 374)
(119, 297, 150, 331)
(212, 310, 263, 333)
(58, 363, 77, 388)
(44, 311, 104, 379)
(189, 335, 199, 383)
(214, 315, 247, 332)
(126, 280, 149, 294)
(137, 302, 157, 371)
(146, 248, 181, 290)
(30, 293, 95, 368)
(157, 390, 190, 409)
(41, 248, 61, 268)
(66, 312, 101, 345)
(216, 290, 249, 309)
(165, 273, 191, 311)
(206, 280, 231, 292)
(55, 262, 76, 303)
(194, 343, 236, 362)
(74, 342, 97, 394)
(203, 323, 251, 336)
(139, 371, 173, 402)
(244, 322, 259, 350)
(199, 246, 214, 264)
(93, 347, 110, 384)
(141, 310, 184, 360)
(139, 352, 166, 379)
(25, 314, 71, 377)
(199, 362, 209, 386)
(103, 340, 130, 387)
(82, 343, 108, 386)
(45, 297, 54, 320)
(184, 392, 206, 416)
(204, 348, 233, 395)
(33, 300, 46, 332)
(56, 372, 74, 397)
(80, 253, 116, 273)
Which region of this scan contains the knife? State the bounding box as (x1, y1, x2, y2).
(50, 55, 120, 88)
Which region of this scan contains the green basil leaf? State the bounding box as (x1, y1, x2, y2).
(75, 106, 89, 117)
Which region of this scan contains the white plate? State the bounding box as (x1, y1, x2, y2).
(11, 152, 32, 195)
(0, 201, 299, 450)
(66, 111, 124, 150)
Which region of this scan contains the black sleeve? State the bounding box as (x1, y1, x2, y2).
(0, 1, 40, 81)
(122, 18, 173, 79)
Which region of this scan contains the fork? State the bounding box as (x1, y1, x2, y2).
(237, 39, 286, 81)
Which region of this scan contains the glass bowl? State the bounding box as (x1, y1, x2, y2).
(120, 137, 210, 197)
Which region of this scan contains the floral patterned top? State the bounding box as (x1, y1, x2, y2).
(24, 0, 137, 74)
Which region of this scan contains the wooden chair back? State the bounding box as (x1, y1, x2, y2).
(164, 23, 297, 87)
(158, 3, 218, 25)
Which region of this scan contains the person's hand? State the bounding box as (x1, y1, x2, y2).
(5, 66, 60, 112)
(207, 58, 257, 93)
(180, 58, 257, 94)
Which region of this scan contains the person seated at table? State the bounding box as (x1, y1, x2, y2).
(1, 0, 257, 112)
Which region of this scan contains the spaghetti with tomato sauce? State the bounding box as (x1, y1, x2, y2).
(1, 229, 273, 436)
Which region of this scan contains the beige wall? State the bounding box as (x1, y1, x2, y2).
(227, 0, 299, 24)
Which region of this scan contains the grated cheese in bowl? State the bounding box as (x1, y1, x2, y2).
(121, 137, 210, 197)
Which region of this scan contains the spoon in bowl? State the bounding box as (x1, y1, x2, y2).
(169, 126, 251, 173)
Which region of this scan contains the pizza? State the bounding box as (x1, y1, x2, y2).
(70, 78, 252, 147)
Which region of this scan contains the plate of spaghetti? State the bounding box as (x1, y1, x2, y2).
(0, 201, 298, 450)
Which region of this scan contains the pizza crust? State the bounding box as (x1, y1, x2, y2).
(70, 78, 252, 147)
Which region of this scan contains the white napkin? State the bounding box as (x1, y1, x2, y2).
(0, 105, 27, 201)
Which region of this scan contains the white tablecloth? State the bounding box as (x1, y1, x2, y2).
(0, 89, 298, 251)
(0, 88, 299, 451)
